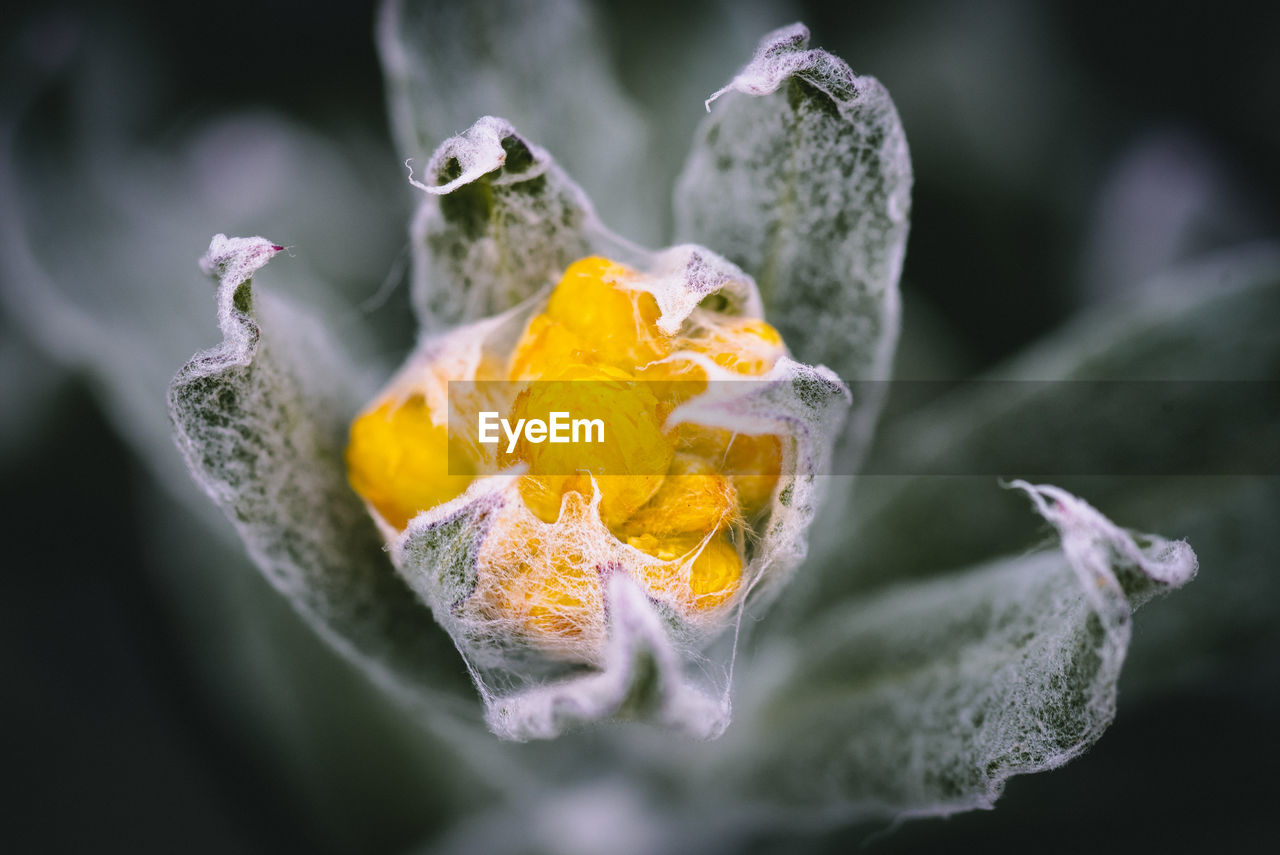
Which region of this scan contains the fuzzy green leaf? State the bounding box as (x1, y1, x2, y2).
(168, 235, 475, 715)
(408, 117, 597, 330)
(378, 0, 658, 243)
(675, 23, 911, 464)
(728, 484, 1194, 818)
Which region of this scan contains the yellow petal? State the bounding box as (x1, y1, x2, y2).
(676, 423, 782, 519)
(507, 314, 593, 381)
(684, 314, 784, 376)
(346, 395, 474, 530)
(546, 256, 670, 371)
(629, 530, 742, 611)
(615, 453, 737, 540)
(513, 365, 674, 528)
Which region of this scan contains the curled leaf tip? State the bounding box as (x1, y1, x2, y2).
(705, 21, 857, 113)
(410, 115, 549, 196)
(407, 115, 597, 330)
(1009, 479, 1197, 613)
(197, 233, 281, 284)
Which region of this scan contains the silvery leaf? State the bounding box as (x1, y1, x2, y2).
(675, 23, 911, 464)
(378, 0, 658, 243)
(488, 575, 731, 742)
(408, 117, 597, 330)
(168, 235, 477, 724)
(725, 483, 1195, 819)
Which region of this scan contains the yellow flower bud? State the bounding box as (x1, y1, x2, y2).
(507, 313, 591, 381)
(347, 253, 798, 657)
(476, 492, 607, 656)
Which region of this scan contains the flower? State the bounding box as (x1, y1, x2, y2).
(343, 226, 848, 736)
(166, 16, 1201, 823)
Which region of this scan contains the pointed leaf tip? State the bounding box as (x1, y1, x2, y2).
(409, 116, 551, 196)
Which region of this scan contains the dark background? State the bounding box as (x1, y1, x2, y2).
(3, 1, 1277, 852)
